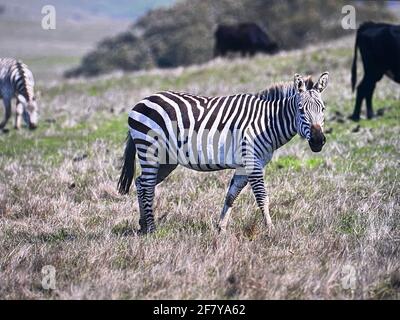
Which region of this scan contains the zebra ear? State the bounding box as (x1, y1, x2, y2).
(294, 74, 306, 93)
(314, 72, 329, 93)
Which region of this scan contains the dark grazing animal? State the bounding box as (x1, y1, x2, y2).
(350, 22, 400, 121)
(118, 72, 329, 234)
(214, 23, 278, 58)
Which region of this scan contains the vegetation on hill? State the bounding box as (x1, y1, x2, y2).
(66, 0, 394, 77)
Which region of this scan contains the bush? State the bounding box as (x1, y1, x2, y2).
(66, 0, 394, 77)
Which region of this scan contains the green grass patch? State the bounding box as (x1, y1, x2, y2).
(336, 211, 366, 237)
(0, 114, 127, 165)
(267, 155, 325, 173)
(270, 155, 302, 171)
(0, 124, 88, 163)
(305, 157, 325, 169)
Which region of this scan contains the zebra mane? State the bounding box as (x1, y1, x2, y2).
(15, 60, 34, 102)
(257, 76, 314, 101)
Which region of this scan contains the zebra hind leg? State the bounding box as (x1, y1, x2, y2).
(135, 165, 177, 234)
(218, 172, 248, 232)
(135, 161, 158, 234)
(134, 143, 177, 234)
(135, 177, 147, 234)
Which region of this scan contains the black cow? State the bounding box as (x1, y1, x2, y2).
(350, 22, 400, 121)
(214, 23, 278, 58)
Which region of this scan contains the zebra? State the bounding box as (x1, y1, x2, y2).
(118, 72, 329, 234)
(0, 58, 38, 130)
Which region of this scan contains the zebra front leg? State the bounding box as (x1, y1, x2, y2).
(247, 168, 274, 230)
(0, 98, 12, 130)
(218, 173, 248, 232)
(14, 102, 23, 130)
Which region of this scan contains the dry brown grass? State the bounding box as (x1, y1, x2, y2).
(0, 37, 399, 299)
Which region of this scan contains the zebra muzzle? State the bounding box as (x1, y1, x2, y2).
(23, 111, 38, 130)
(29, 123, 38, 130)
(309, 124, 326, 152)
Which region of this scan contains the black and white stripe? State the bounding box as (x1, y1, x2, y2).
(118, 72, 329, 233)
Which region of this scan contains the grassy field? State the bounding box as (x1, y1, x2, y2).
(0, 36, 399, 299)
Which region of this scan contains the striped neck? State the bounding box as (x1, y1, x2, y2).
(266, 94, 299, 150)
(285, 94, 299, 138)
(15, 61, 34, 102)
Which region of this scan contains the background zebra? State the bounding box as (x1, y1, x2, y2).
(0, 58, 38, 130)
(118, 72, 329, 234)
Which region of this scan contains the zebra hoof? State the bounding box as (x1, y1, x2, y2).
(138, 227, 156, 235)
(264, 224, 275, 238)
(264, 221, 275, 232)
(216, 225, 226, 233)
(140, 226, 156, 235)
(216, 221, 229, 233)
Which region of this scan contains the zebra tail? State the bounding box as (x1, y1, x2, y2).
(118, 133, 136, 195)
(351, 29, 359, 92)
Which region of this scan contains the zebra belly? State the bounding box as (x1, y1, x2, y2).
(177, 149, 243, 170)
(179, 162, 240, 171)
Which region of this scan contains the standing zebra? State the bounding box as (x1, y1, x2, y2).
(118, 72, 329, 234)
(0, 58, 38, 130)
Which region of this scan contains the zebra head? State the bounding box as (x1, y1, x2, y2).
(294, 72, 329, 152)
(20, 95, 39, 130)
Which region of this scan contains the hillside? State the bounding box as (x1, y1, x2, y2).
(0, 1, 175, 80)
(0, 36, 399, 299)
(66, 0, 395, 77)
